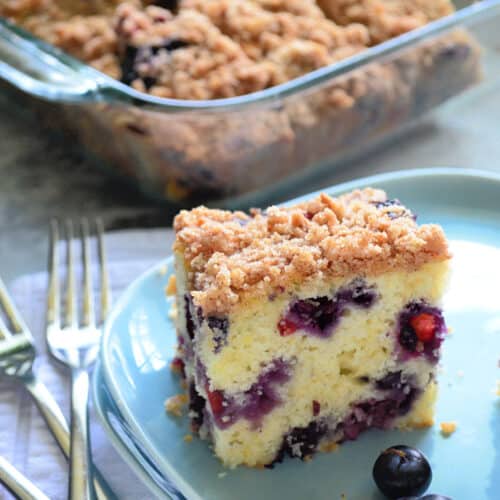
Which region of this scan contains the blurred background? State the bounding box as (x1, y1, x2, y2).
(1, 0, 499, 283)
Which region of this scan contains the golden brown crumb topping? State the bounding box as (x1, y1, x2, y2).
(3, 0, 456, 99)
(174, 188, 450, 314)
(318, 0, 454, 44)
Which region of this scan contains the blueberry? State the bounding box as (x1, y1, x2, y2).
(421, 496, 452, 500)
(207, 316, 229, 353)
(396, 495, 452, 500)
(399, 325, 418, 352)
(152, 0, 179, 11)
(373, 445, 432, 499)
(397, 301, 446, 362)
(184, 294, 196, 340)
(286, 296, 340, 337)
(267, 421, 328, 467)
(188, 382, 206, 429)
(376, 371, 404, 390)
(120, 38, 190, 86)
(281, 281, 378, 338)
(373, 199, 402, 209)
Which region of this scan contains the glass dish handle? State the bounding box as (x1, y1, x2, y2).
(0, 18, 108, 103)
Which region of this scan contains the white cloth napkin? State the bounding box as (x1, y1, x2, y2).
(0, 229, 173, 500)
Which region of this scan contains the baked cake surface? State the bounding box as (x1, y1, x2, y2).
(172, 188, 450, 467)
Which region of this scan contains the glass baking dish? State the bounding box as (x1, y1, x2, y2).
(0, 0, 499, 207)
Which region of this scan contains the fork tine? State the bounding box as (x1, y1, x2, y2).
(0, 276, 29, 335)
(65, 220, 78, 329)
(81, 218, 95, 327)
(47, 220, 61, 328)
(96, 218, 111, 323)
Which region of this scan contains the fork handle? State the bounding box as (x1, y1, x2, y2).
(24, 375, 70, 456)
(0, 456, 50, 500)
(70, 368, 94, 500)
(25, 374, 115, 500)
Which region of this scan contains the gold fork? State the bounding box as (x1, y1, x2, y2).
(0, 455, 49, 500)
(0, 275, 69, 466)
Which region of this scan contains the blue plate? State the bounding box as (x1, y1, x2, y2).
(93, 362, 180, 499)
(97, 168, 500, 500)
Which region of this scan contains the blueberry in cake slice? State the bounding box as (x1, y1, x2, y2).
(172, 188, 450, 468)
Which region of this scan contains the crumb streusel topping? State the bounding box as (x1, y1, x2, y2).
(3, 0, 455, 99)
(174, 188, 450, 314)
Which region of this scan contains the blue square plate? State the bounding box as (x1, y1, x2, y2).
(95, 168, 500, 500)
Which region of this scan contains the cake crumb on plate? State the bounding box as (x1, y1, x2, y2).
(165, 275, 177, 296)
(165, 394, 189, 417)
(168, 302, 177, 320)
(184, 434, 193, 443)
(440, 421, 457, 436)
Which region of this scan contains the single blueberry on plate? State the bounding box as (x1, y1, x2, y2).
(373, 445, 432, 499)
(421, 496, 452, 500)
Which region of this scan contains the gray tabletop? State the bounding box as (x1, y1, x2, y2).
(1, 68, 499, 284)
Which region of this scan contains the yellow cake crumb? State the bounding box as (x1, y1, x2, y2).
(440, 421, 457, 436)
(168, 302, 178, 320)
(496, 381, 500, 396)
(166, 275, 177, 296)
(165, 394, 189, 417)
(184, 434, 193, 443)
(158, 264, 168, 276)
(170, 358, 185, 376)
(319, 441, 339, 453)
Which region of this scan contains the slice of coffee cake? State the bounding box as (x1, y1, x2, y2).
(172, 189, 450, 468)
